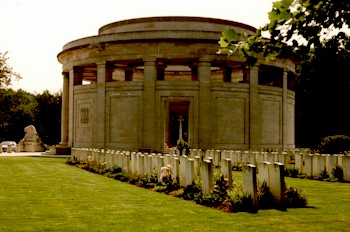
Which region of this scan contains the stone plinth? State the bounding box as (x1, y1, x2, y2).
(19, 141, 45, 152)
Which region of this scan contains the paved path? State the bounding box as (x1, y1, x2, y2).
(0, 152, 70, 158)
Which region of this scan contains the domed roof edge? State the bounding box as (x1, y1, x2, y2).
(98, 16, 257, 35)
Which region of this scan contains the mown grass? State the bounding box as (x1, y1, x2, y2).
(0, 157, 349, 232)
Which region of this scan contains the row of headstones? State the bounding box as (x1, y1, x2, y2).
(172, 148, 350, 181)
(295, 153, 350, 180)
(71, 147, 285, 210)
(169, 147, 295, 167)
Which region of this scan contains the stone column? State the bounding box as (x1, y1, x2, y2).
(95, 62, 107, 148)
(198, 57, 212, 149)
(60, 72, 69, 147)
(68, 69, 75, 147)
(143, 58, 157, 150)
(249, 65, 261, 149)
(282, 69, 289, 149)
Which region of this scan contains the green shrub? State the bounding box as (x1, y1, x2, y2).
(317, 135, 350, 154)
(176, 139, 190, 156)
(193, 175, 229, 206)
(227, 186, 255, 212)
(194, 192, 224, 206)
(155, 175, 180, 194)
(257, 182, 275, 209)
(332, 165, 344, 182)
(129, 173, 158, 189)
(183, 183, 201, 200)
(317, 168, 329, 180)
(285, 167, 299, 178)
(284, 186, 308, 208)
(65, 157, 81, 165)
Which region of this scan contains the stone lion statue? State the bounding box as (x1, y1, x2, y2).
(21, 125, 40, 142)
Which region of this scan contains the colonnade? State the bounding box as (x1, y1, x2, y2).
(59, 57, 291, 151)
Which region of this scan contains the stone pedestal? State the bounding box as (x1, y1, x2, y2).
(19, 141, 45, 152)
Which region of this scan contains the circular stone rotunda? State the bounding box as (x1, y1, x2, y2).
(57, 16, 296, 153)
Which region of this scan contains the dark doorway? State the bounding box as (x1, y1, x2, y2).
(167, 101, 189, 147)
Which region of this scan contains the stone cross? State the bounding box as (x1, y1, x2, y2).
(178, 116, 184, 141)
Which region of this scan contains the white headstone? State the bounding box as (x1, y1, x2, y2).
(201, 160, 213, 195)
(269, 162, 285, 209)
(243, 164, 258, 210)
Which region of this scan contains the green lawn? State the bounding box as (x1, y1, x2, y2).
(0, 157, 349, 232)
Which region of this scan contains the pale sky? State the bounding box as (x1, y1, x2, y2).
(0, 0, 274, 94)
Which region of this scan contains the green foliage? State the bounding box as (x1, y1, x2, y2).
(219, 1, 350, 147)
(317, 168, 329, 181)
(332, 165, 344, 182)
(227, 186, 255, 212)
(155, 174, 180, 194)
(0, 52, 22, 88)
(171, 174, 230, 207)
(34, 90, 61, 145)
(0, 88, 61, 145)
(257, 182, 275, 209)
(0, 89, 38, 142)
(129, 173, 158, 189)
(212, 175, 229, 201)
(232, 161, 243, 171)
(296, 49, 350, 148)
(317, 135, 350, 154)
(219, 0, 350, 66)
(65, 156, 82, 165)
(183, 183, 201, 200)
(284, 186, 308, 208)
(176, 139, 190, 156)
(285, 167, 299, 178)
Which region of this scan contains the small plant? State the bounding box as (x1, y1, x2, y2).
(65, 156, 81, 165)
(129, 173, 158, 189)
(194, 192, 224, 206)
(212, 175, 229, 200)
(284, 186, 308, 208)
(285, 167, 299, 178)
(155, 165, 180, 193)
(317, 168, 329, 180)
(226, 186, 255, 212)
(176, 139, 190, 156)
(232, 161, 243, 171)
(257, 181, 275, 209)
(183, 183, 201, 200)
(194, 174, 229, 206)
(332, 165, 344, 182)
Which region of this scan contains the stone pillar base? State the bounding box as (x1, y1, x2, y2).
(19, 141, 46, 152)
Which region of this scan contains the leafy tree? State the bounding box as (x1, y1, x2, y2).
(0, 89, 62, 146)
(219, 0, 350, 148)
(219, 0, 350, 66)
(0, 52, 21, 88)
(0, 89, 37, 142)
(35, 90, 61, 145)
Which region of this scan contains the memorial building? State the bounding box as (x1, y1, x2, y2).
(57, 16, 295, 152)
